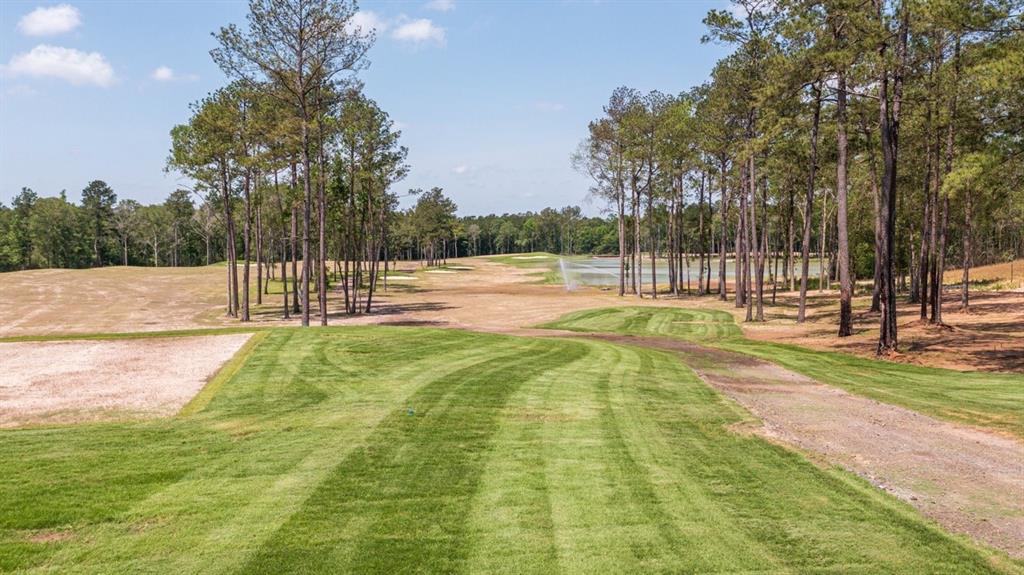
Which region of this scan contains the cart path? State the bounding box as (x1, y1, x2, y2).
(581, 333, 1024, 560)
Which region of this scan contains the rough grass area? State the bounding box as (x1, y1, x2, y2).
(1, 326, 1017, 573)
(540, 307, 1024, 438)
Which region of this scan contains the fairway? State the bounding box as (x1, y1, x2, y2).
(1, 327, 1017, 573)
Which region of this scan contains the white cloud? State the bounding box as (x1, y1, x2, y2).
(150, 65, 197, 82)
(452, 165, 470, 174)
(349, 10, 388, 34)
(151, 66, 174, 81)
(425, 0, 455, 12)
(4, 45, 114, 87)
(18, 4, 81, 36)
(392, 17, 446, 45)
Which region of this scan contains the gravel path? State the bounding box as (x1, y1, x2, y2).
(585, 333, 1024, 560)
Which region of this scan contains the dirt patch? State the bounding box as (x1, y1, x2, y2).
(0, 266, 225, 337)
(585, 333, 1024, 559)
(702, 289, 1024, 373)
(24, 529, 74, 544)
(0, 333, 252, 428)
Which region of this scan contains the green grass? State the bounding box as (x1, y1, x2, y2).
(1, 326, 1018, 573)
(540, 307, 1024, 438)
(486, 252, 563, 284)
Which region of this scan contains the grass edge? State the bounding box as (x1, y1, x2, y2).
(178, 330, 268, 417)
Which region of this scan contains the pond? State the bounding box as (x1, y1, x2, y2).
(558, 256, 828, 288)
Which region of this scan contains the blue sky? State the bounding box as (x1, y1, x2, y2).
(0, 0, 731, 215)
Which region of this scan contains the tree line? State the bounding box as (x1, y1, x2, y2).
(0, 182, 210, 270)
(573, 0, 1023, 355)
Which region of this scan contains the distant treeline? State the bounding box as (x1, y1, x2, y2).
(0, 181, 737, 272)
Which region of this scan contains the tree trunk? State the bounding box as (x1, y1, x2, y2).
(647, 169, 657, 299)
(718, 158, 729, 300)
(256, 203, 263, 306)
(630, 171, 638, 296)
(316, 103, 328, 325)
(785, 185, 794, 292)
(735, 174, 746, 310)
(798, 83, 822, 322)
(961, 190, 971, 312)
(698, 171, 706, 296)
(221, 164, 238, 317)
(876, 4, 907, 356)
(241, 170, 252, 322)
(819, 194, 827, 292)
(749, 156, 763, 322)
(931, 195, 949, 325)
(300, 105, 312, 327)
(932, 34, 960, 325)
(836, 72, 853, 337)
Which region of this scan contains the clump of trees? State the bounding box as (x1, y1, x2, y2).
(165, 0, 419, 324)
(0, 183, 219, 270)
(573, 0, 1024, 355)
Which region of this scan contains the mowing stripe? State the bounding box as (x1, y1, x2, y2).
(240, 341, 571, 574)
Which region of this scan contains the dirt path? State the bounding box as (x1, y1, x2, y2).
(580, 333, 1024, 560)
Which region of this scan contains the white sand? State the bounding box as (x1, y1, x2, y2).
(0, 333, 251, 427)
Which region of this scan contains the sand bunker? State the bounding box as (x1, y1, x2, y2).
(385, 275, 417, 281)
(0, 333, 252, 428)
(511, 255, 550, 260)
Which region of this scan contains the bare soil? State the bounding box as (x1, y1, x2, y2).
(0, 333, 251, 427)
(584, 333, 1024, 560)
(724, 289, 1024, 373)
(3, 259, 1019, 374)
(0, 266, 225, 337)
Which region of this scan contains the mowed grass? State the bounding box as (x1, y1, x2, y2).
(2, 326, 1019, 573)
(541, 307, 1024, 438)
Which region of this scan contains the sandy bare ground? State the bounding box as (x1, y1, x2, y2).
(584, 333, 1024, 559)
(0, 266, 225, 337)
(728, 289, 1024, 373)
(3, 258, 1019, 373)
(0, 334, 251, 428)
